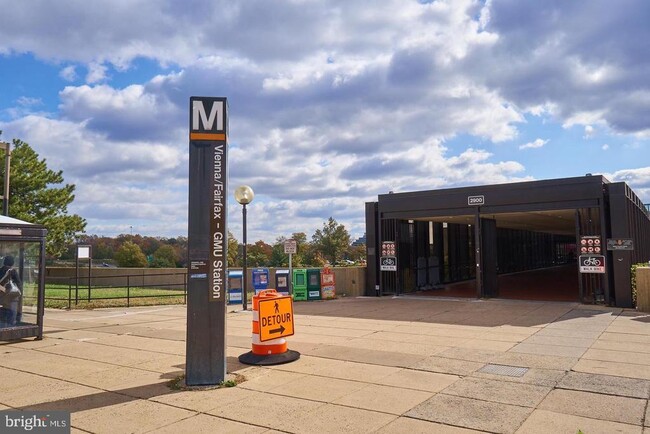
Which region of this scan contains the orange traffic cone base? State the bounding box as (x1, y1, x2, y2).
(241, 288, 300, 365)
(238, 349, 300, 366)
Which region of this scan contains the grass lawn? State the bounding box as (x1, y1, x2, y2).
(44, 284, 186, 309)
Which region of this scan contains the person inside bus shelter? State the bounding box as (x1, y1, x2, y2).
(0, 255, 22, 327)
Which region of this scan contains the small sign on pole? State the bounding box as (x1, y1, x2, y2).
(75, 245, 92, 304)
(579, 235, 603, 254)
(284, 239, 297, 254)
(77, 245, 91, 259)
(380, 256, 397, 271)
(579, 255, 606, 273)
(606, 238, 634, 251)
(468, 195, 485, 206)
(284, 239, 297, 295)
(381, 241, 396, 256)
(381, 241, 397, 271)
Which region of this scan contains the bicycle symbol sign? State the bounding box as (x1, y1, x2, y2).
(380, 256, 397, 271)
(579, 255, 606, 274)
(583, 257, 601, 266)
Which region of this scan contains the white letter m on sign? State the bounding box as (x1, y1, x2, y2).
(192, 100, 223, 131)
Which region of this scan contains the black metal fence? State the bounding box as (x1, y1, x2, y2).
(45, 272, 188, 309)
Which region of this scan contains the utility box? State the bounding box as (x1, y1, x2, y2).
(275, 269, 290, 296)
(292, 269, 307, 301)
(307, 268, 321, 301)
(227, 270, 243, 305)
(252, 268, 270, 294)
(321, 267, 336, 299)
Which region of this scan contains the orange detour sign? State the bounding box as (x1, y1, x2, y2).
(239, 289, 300, 366)
(258, 296, 294, 342)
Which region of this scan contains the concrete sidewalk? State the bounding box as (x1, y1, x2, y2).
(1, 297, 649, 433)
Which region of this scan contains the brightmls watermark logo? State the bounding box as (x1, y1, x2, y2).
(1, 411, 69, 433)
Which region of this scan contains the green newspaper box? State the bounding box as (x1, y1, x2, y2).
(307, 268, 321, 301)
(292, 268, 307, 301)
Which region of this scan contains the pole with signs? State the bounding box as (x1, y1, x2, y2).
(284, 239, 297, 295)
(76, 245, 91, 305)
(380, 241, 397, 271)
(186, 96, 228, 386)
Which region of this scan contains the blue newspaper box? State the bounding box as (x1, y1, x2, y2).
(275, 269, 290, 296)
(228, 270, 242, 305)
(252, 268, 270, 294)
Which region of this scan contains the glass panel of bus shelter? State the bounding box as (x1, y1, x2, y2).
(0, 241, 41, 329)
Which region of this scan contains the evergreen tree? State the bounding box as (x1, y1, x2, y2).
(1, 136, 86, 257)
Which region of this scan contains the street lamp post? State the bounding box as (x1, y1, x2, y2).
(1, 141, 11, 216)
(234, 185, 254, 310)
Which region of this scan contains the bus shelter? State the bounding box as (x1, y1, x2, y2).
(0, 215, 47, 341)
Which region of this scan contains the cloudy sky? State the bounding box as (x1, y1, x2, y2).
(1, 0, 649, 243)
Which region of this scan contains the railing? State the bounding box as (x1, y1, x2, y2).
(45, 272, 187, 309)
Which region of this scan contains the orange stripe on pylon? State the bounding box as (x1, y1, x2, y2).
(252, 342, 288, 355)
(189, 133, 226, 141)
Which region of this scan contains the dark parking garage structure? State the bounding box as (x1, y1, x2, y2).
(365, 175, 650, 307)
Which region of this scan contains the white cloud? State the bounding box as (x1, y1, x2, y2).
(59, 65, 77, 82)
(562, 112, 607, 130)
(604, 166, 650, 202)
(607, 167, 650, 187)
(1, 0, 649, 239)
(0, 0, 646, 138)
(602, 144, 609, 151)
(58, 84, 181, 141)
(86, 62, 108, 84)
(16, 97, 42, 107)
(519, 138, 548, 150)
(3, 97, 47, 120)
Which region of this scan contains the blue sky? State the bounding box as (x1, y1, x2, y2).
(1, 0, 649, 243)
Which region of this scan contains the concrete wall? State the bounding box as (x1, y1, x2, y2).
(330, 268, 365, 297)
(45, 266, 367, 297)
(637, 267, 650, 312)
(46, 267, 187, 289)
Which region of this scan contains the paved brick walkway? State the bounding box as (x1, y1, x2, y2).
(1, 297, 649, 433)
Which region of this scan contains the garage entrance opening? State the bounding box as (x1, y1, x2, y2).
(390, 208, 593, 302)
(417, 265, 578, 301)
